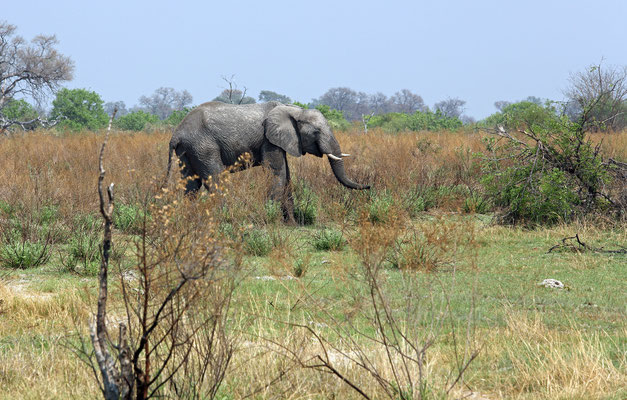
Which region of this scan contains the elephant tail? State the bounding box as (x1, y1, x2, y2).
(164, 137, 179, 188)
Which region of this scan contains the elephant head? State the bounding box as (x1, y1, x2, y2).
(264, 105, 370, 190)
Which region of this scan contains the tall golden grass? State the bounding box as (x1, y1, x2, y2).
(1, 127, 624, 223)
(0, 127, 488, 228)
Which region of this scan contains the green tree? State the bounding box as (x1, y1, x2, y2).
(0, 99, 39, 131)
(51, 88, 109, 131)
(1, 99, 38, 121)
(258, 90, 292, 104)
(113, 110, 159, 131)
(479, 101, 559, 130)
(162, 107, 193, 127)
(368, 110, 462, 132)
(314, 104, 351, 130)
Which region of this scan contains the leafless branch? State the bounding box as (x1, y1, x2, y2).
(548, 234, 627, 254)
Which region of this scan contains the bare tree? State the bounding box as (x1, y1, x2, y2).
(81, 111, 240, 399)
(434, 97, 466, 118)
(461, 115, 476, 125)
(317, 87, 374, 121)
(565, 61, 627, 131)
(138, 87, 193, 120)
(213, 75, 255, 105)
(493, 100, 512, 112)
(351, 91, 371, 120)
(369, 92, 392, 114)
(318, 87, 358, 114)
(390, 89, 427, 114)
(213, 89, 256, 104)
(0, 21, 74, 132)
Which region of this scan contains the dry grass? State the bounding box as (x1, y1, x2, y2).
(1, 128, 624, 224)
(0, 277, 98, 399)
(0, 131, 167, 237)
(477, 311, 626, 399)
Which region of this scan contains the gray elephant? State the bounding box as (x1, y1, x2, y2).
(167, 101, 369, 222)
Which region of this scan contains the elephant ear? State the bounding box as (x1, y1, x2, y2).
(264, 105, 303, 157)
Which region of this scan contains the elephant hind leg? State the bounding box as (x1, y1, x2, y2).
(176, 145, 224, 194)
(185, 177, 203, 194)
(175, 151, 203, 194)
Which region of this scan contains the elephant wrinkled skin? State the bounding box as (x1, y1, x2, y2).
(167, 101, 369, 222)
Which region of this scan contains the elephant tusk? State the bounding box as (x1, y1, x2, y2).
(327, 153, 342, 161)
(341, 153, 351, 157)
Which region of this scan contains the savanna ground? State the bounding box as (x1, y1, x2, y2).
(0, 127, 625, 399)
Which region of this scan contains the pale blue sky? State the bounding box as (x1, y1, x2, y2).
(4, 0, 626, 119)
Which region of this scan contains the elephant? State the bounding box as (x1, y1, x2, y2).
(166, 101, 370, 222)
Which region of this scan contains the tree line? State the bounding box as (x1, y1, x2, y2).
(1, 21, 626, 134)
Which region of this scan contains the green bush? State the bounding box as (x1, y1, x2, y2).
(243, 229, 273, 256)
(0, 200, 13, 215)
(264, 200, 282, 224)
(463, 192, 491, 214)
(0, 204, 59, 268)
(480, 107, 612, 224)
(368, 110, 463, 132)
(294, 181, 318, 225)
(38, 205, 59, 225)
(113, 110, 159, 131)
(479, 101, 560, 131)
(368, 190, 394, 223)
(0, 240, 51, 269)
(312, 229, 346, 251)
(62, 233, 101, 275)
(58, 214, 101, 275)
(421, 188, 439, 210)
(163, 107, 193, 127)
(484, 167, 580, 224)
(113, 204, 146, 234)
(61, 222, 126, 275)
(403, 192, 426, 217)
(314, 105, 351, 130)
(218, 222, 237, 240)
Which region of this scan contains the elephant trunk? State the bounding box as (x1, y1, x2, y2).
(328, 157, 370, 190)
(323, 137, 369, 190)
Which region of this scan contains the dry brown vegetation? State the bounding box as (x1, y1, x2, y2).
(0, 127, 623, 223)
(0, 127, 489, 223)
(0, 127, 625, 399)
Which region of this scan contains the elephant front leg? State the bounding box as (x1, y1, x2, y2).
(276, 178, 295, 224)
(264, 145, 296, 223)
(269, 167, 295, 224)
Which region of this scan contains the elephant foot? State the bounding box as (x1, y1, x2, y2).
(185, 177, 203, 194)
